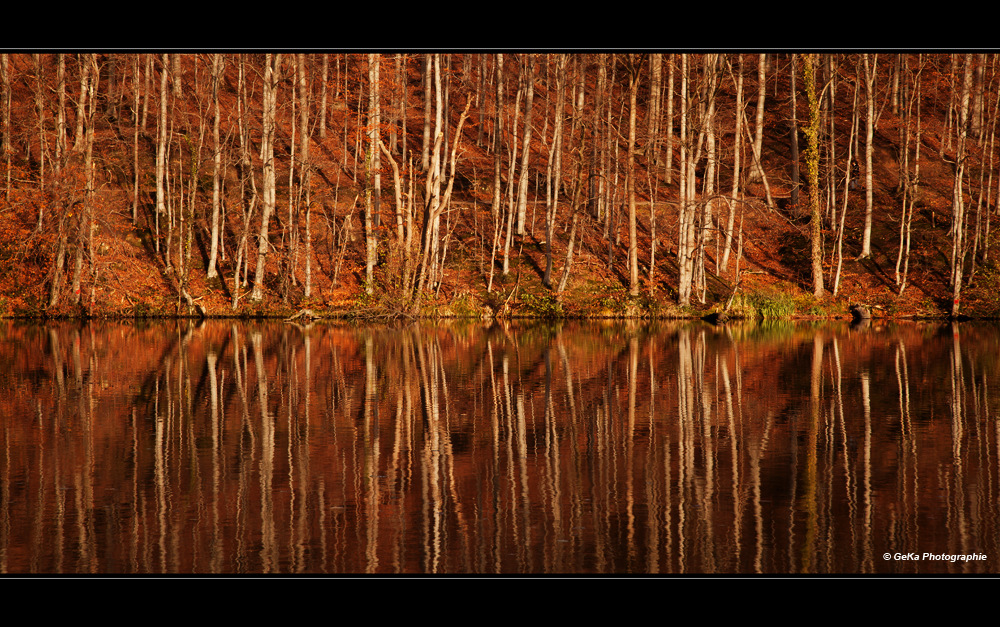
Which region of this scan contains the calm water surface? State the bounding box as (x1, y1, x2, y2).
(1, 318, 998, 574)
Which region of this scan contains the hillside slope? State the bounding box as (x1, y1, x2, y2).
(1, 52, 997, 319)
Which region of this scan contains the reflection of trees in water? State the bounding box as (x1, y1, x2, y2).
(1, 320, 999, 574)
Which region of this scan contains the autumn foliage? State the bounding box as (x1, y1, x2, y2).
(1, 53, 1000, 319)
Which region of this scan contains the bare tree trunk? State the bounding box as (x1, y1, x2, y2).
(646, 53, 662, 160)
(171, 54, 182, 97)
(789, 55, 800, 214)
(590, 55, 606, 218)
(252, 53, 280, 302)
(677, 54, 694, 306)
(749, 54, 766, 183)
(487, 54, 504, 292)
(207, 53, 223, 279)
(981, 57, 999, 264)
(951, 54, 973, 318)
(557, 152, 584, 297)
(896, 55, 923, 295)
(860, 53, 877, 259)
(516, 54, 535, 236)
(421, 55, 432, 172)
(33, 54, 46, 191)
(665, 54, 674, 185)
(399, 54, 408, 165)
(803, 54, 824, 298)
(48, 200, 71, 308)
(826, 55, 838, 230)
(721, 54, 744, 271)
(501, 70, 523, 278)
(416, 54, 445, 299)
(141, 54, 152, 131)
(319, 54, 329, 140)
(131, 54, 139, 223)
(155, 53, 168, 257)
(414, 84, 473, 304)
(0, 54, 8, 200)
(627, 55, 641, 298)
(544, 54, 566, 288)
(298, 54, 313, 298)
(695, 54, 718, 303)
(72, 55, 90, 153)
(378, 137, 404, 243)
(833, 79, 860, 296)
(74, 54, 99, 308)
(232, 55, 258, 310)
(490, 53, 504, 223)
(971, 53, 985, 139)
(364, 53, 380, 294)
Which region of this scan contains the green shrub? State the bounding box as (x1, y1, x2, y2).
(738, 289, 797, 319)
(521, 292, 563, 318)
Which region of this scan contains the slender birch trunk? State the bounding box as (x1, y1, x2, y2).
(721, 54, 744, 271)
(544, 54, 566, 288)
(155, 53, 168, 257)
(860, 53, 877, 259)
(516, 54, 535, 236)
(627, 55, 640, 298)
(950, 54, 973, 318)
(251, 53, 280, 302)
(207, 53, 223, 279)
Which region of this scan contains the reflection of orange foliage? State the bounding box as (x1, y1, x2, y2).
(1, 321, 998, 573)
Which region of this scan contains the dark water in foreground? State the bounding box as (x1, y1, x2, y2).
(1, 318, 998, 574)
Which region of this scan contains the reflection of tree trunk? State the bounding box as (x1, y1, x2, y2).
(861, 368, 873, 572)
(250, 329, 277, 572)
(802, 333, 823, 573)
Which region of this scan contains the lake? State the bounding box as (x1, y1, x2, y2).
(0, 317, 997, 574)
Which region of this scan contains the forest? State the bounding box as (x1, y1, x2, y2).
(1, 52, 998, 319)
